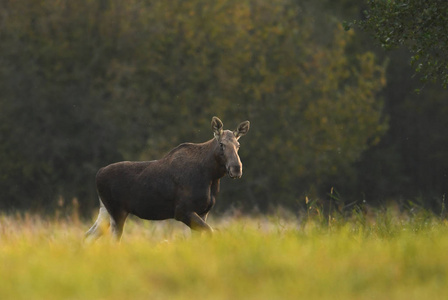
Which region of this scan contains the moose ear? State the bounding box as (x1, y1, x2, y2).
(234, 120, 250, 139)
(211, 116, 224, 138)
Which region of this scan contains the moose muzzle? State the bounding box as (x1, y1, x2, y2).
(227, 165, 243, 179)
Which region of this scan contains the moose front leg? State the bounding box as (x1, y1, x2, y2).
(175, 210, 213, 234)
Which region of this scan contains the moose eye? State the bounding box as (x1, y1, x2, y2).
(220, 143, 225, 150)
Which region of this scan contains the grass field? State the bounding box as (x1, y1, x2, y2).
(1, 208, 448, 300)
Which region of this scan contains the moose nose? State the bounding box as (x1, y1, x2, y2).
(228, 165, 242, 178)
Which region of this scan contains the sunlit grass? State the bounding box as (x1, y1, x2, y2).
(1, 209, 448, 299)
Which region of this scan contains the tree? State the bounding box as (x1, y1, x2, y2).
(0, 0, 387, 214)
(352, 0, 448, 88)
(0, 0, 149, 213)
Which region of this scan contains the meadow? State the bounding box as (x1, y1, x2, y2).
(1, 207, 448, 300)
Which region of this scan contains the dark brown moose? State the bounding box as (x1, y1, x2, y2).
(85, 116, 250, 241)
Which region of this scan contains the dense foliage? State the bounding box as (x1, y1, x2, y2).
(0, 0, 447, 215)
(0, 0, 386, 213)
(356, 0, 448, 87)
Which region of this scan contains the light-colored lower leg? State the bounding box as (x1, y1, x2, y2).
(200, 213, 209, 222)
(85, 201, 110, 243)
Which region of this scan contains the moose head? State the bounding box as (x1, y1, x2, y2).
(211, 116, 250, 179)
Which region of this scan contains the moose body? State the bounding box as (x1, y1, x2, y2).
(85, 117, 250, 241)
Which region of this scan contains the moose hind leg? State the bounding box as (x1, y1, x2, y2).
(110, 211, 128, 242)
(85, 202, 110, 242)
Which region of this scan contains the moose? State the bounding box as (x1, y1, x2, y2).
(85, 116, 250, 241)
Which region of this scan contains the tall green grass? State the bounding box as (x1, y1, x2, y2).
(1, 209, 448, 300)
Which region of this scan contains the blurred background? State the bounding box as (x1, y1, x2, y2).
(0, 0, 447, 216)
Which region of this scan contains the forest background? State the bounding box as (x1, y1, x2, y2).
(0, 0, 447, 216)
